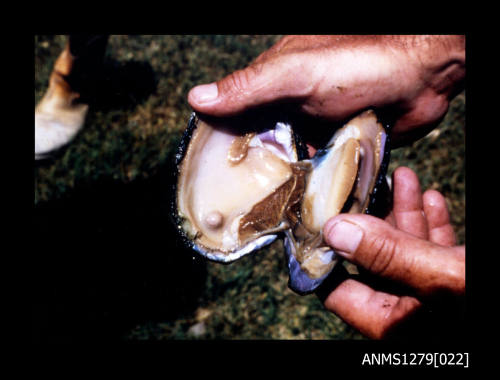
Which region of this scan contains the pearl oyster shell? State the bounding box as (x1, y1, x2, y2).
(174, 112, 308, 262)
(173, 110, 390, 294)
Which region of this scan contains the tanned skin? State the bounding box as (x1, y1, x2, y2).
(188, 35, 465, 339)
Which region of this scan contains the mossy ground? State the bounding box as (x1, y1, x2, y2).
(33, 35, 465, 342)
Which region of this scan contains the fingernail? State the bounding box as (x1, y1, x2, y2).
(190, 83, 218, 104)
(325, 220, 364, 258)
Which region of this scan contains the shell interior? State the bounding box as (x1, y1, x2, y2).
(176, 115, 303, 262)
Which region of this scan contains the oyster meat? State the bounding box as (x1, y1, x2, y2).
(174, 110, 390, 294)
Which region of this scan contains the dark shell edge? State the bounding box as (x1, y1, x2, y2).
(169, 113, 202, 259)
(365, 115, 392, 219)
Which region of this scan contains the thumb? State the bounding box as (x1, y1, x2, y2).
(323, 214, 465, 297)
(187, 57, 313, 116)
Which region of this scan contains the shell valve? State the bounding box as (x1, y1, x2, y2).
(174, 110, 390, 294)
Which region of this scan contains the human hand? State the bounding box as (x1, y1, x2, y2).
(318, 167, 465, 339)
(188, 35, 465, 147)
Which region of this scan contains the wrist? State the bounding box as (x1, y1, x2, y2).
(406, 35, 466, 98)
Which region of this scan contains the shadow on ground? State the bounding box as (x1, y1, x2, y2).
(76, 56, 158, 112)
(32, 160, 207, 343)
(33, 55, 206, 343)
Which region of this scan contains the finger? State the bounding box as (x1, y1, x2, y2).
(392, 167, 428, 239)
(306, 143, 317, 158)
(323, 278, 421, 339)
(423, 189, 456, 246)
(384, 211, 396, 227)
(323, 214, 465, 296)
(187, 55, 316, 117)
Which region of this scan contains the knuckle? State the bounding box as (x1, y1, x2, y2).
(365, 235, 399, 276)
(223, 67, 256, 96)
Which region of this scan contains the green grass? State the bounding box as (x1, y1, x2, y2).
(34, 35, 465, 342)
